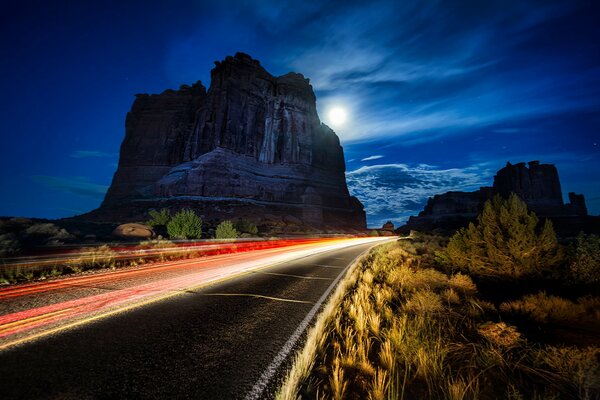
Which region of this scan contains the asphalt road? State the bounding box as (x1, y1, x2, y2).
(0, 239, 388, 399)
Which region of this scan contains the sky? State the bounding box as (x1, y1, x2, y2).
(1, 0, 599, 228)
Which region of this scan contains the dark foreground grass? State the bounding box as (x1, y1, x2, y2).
(278, 239, 600, 400)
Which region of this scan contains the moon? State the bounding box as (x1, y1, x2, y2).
(327, 106, 347, 126)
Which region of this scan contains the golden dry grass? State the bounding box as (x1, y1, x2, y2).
(277, 239, 600, 400)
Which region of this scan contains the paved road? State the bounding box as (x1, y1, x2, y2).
(0, 238, 389, 399)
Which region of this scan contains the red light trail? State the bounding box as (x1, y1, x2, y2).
(0, 237, 389, 350)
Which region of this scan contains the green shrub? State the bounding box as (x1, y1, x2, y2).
(166, 209, 202, 239)
(215, 220, 238, 239)
(146, 208, 171, 227)
(446, 194, 563, 278)
(368, 230, 380, 237)
(235, 219, 258, 236)
(568, 233, 600, 284)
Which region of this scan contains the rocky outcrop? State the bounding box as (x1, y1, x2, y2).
(401, 161, 589, 233)
(112, 223, 155, 239)
(382, 221, 395, 231)
(87, 53, 365, 231)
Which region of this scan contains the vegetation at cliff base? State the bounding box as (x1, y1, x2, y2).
(215, 220, 238, 239)
(146, 208, 171, 228)
(235, 219, 258, 236)
(166, 209, 203, 239)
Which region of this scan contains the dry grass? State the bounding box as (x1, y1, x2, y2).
(277, 239, 600, 400)
(500, 292, 600, 324)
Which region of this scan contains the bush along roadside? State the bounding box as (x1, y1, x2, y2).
(277, 239, 600, 400)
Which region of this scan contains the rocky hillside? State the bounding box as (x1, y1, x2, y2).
(86, 53, 366, 231)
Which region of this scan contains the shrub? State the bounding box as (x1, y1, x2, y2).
(446, 194, 563, 278)
(500, 292, 600, 324)
(568, 233, 600, 284)
(369, 230, 380, 237)
(235, 219, 258, 236)
(146, 208, 171, 227)
(215, 220, 238, 239)
(166, 209, 202, 239)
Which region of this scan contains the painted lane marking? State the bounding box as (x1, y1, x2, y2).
(310, 264, 345, 269)
(250, 271, 333, 280)
(0, 308, 74, 335)
(190, 293, 313, 304)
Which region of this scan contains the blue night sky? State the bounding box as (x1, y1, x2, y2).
(1, 0, 599, 228)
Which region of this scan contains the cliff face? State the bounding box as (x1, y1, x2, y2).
(402, 161, 588, 233)
(94, 53, 365, 230)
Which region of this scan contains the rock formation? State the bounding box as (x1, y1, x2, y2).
(401, 161, 590, 233)
(86, 53, 366, 231)
(381, 221, 395, 231)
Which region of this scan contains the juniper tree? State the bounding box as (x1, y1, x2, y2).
(446, 194, 563, 278)
(215, 220, 238, 239)
(166, 209, 202, 239)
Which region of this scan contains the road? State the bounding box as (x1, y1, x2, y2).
(0, 237, 391, 399)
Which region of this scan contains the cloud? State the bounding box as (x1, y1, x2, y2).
(70, 150, 117, 159)
(361, 155, 384, 162)
(238, 1, 599, 144)
(31, 176, 108, 199)
(346, 163, 491, 227)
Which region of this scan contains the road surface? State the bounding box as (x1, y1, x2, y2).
(0, 237, 391, 399)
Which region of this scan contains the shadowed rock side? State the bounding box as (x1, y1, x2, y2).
(401, 161, 596, 235)
(86, 53, 365, 230)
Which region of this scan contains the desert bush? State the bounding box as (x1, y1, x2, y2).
(235, 219, 258, 236)
(146, 208, 171, 228)
(500, 292, 600, 324)
(215, 220, 238, 239)
(369, 230, 379, 237)
(446, 194, 563, 278)
(166, 209, 202, 239)
(568, 232, 600, 284)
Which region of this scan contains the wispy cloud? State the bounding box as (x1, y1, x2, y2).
(361, 155, 384, 162)
(239, 1, 598, 144)
(70, 150, 117, 159)
(31, 176, 108, 199)
(346, 163, 491, 227)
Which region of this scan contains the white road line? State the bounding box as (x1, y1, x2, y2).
(251, 271, 333, 280)
(310, 264, 345, 269)
(243, 241, 385, 400)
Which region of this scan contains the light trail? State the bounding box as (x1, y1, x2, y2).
(0, 238, 337, 300)
(0, 237, 390, 350)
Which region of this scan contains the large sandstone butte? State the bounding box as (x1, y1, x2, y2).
(402, 161, 594, 234)
(87, 53, 366, 231)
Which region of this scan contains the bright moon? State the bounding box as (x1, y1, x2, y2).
(328, 107, 347, 126)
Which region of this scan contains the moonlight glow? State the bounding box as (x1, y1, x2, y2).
(327, 107, 347, 126)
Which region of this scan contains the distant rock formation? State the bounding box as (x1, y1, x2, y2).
(85, 53, 365, 231)
(382, 221, 395, 231)
(401, 161, 591, 233)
